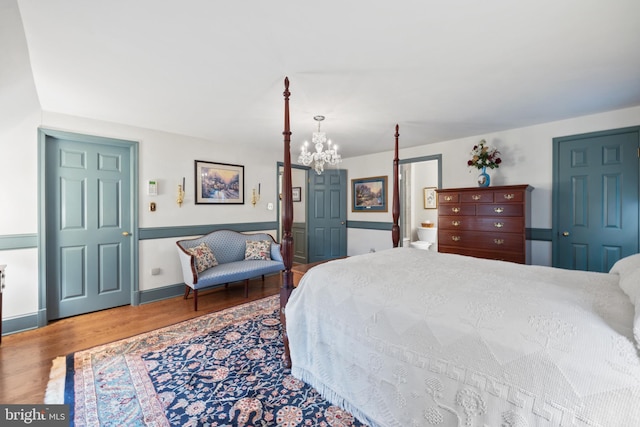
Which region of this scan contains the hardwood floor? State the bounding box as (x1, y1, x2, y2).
(0, 276, 281, 404)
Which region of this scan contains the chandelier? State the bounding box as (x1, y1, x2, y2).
(298, 115, 342, 174)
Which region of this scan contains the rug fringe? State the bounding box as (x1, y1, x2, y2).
(292, 366, 380, 427)
(44, 356, 66, 404)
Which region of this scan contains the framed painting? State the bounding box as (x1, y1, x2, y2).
(292, 187, 301, 202)
(352, 176, 388, 212)
(423, 187, 437, 209)
(195, 160, 244, 204)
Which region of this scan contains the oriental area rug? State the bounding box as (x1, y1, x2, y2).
(46, 296, 366, 427)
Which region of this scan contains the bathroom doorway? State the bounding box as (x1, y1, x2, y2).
(399, 155, 442, 249)
(277, 163, 308, 264)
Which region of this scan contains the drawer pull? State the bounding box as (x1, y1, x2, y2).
(494, 207, 504, 213)
(451, 220, 461, 227)
(444, 195, 453, 201)
(471, 194, 482, 200)
(451, 236, 461, 242)
(503, 194, 515, 200)
(452, 207, 460, 213)
(494, 222, 504, 228)
(494, 239, 505, 245)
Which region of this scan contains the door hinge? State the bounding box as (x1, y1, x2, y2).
(637, 147, 639, 158)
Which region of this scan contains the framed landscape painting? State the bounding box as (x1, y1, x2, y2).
(352, 176, 388, 212)
(195, 160, 244, 204)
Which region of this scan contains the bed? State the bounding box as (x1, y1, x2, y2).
(277, 78, 640, 426)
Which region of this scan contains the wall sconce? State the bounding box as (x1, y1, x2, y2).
(251, 183, 261, 207)
(177, 177, 185, 207)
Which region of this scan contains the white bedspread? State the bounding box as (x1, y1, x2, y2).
(286, 248, 640, 427)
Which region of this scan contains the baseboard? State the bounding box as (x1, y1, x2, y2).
(0, 285, 186, 338)
(137, 283, 185, 305)
(2, 312, 39, 336)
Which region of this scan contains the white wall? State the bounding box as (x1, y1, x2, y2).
(1, 0, 45, 319)
(0, 0, 41, 236)
(347, 229, 390, 255)
(343, 105, 640, 262)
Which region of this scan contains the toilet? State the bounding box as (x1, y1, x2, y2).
(411, 226, 437, 251)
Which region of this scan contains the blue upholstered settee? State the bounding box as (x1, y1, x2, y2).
(176, 230, 284, 310)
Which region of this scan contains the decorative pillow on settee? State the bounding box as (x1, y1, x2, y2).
(187, 242, 219, 273)
(245, 240, 272, 260)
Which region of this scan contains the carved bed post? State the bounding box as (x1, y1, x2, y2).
(281, 77, 294, 368)
(392, 124, 400, 247)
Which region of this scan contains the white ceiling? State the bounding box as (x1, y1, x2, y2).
(16, 0, 640, 158)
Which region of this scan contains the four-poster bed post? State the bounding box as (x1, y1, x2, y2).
(279, 78, 401, 368)
(280, 77, 294, 368)
(392, 124, 400, 248)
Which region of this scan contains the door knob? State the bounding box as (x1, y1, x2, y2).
(562, 231, 570, 237)
(122, 231, 131, 236)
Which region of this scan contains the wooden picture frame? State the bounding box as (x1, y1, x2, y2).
(292, 187, 301, 202)
(423, 187, 437, 209)
(195, 160, 244, 204)
(352, 176, 388, 212)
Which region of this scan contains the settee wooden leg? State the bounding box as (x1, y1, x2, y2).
(261, 274, 265, 288)
(194, 289, 198, 311)
(244, 279, 249, 298)
(184, 286, 191, 299)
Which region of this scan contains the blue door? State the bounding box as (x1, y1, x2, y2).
(308, 169, 347, 262)
(43, 130, 136, 320)
(553, 126, 639, 272)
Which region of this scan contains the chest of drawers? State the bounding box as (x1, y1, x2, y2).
(436, 185, 533, 264)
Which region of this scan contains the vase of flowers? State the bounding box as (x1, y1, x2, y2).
(468, 139, 501, 187)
